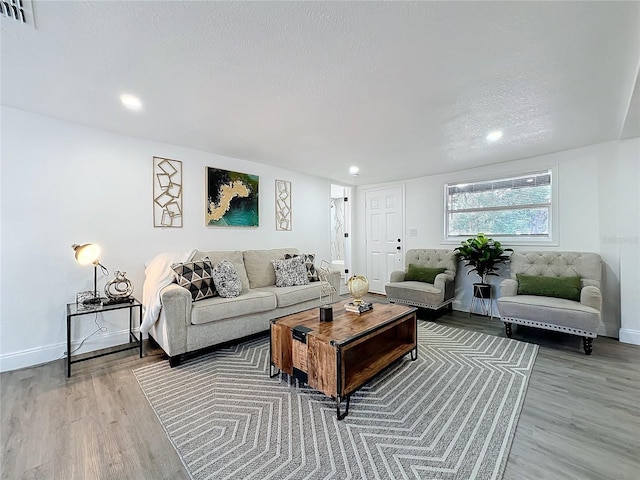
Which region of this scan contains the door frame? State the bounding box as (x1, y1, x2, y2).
(329, 183, 352, 289)
(363, 183, 406, 293)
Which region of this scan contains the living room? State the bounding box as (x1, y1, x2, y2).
(1, 2, 639, 479)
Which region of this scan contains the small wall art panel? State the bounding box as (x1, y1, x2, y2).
(206, 167, 259, 227)
(275, 179, 292, 231)
(153, 157, 182, 227)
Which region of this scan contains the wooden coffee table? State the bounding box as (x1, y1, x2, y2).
(269, 300, 417, 419)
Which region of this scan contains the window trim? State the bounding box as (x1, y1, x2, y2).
(442, 166, 559, 246)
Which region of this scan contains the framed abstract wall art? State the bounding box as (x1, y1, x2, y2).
(275, 179, 292, 231)
(153, 157, 182, 227)
(206, 167, 259, 227)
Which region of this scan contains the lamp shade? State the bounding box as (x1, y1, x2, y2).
(72, 243, 101, 265)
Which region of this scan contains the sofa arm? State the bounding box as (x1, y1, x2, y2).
(433, 273, 454, 292)
(389, 270, 406, 282)
(160, 283, 193, 324)
(160, 283, 193, 330)
(500, 279, 518, 297)
(581, 286, 602, 311)
(156, 284, 192, 356)
(160, 283, 193, 316)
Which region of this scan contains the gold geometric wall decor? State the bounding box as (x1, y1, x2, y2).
(275, 179, 292, 231)
(153, 157, 183, 227)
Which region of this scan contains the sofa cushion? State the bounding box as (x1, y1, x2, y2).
(517, 274, 581, 302)
(255, 283, 324, 308)
(385, 281, 444, 307)
(243, 248, 298, 288)
(405, 264, 446, 284)
(497, 295, 600, 333)
(272, 256, 309, 287)
(193, 250, 250, 292)
(190, 290, 277, 325)
(171, 258, 216, 302)
(284, 253, 319, 282)
(212, 260, 242, 298)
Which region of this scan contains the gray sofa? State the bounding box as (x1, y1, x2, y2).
(497, 251, 602, 354)
(385, 249, 457, 310)
(149, 248, 340, 366)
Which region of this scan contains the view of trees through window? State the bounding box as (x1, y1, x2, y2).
(446, 171, 552, 238)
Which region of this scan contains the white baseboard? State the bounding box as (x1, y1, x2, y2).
(598, 323, 620, 339)
(452, 300, 465, 312)
(452, 299, 501, 315)
(0, 328, 138, 373)
(619, 328, 640, 345)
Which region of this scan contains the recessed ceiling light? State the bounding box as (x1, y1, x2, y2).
(349, 166, 359, 176)
(120, 94, 143, 111)
(486, 130, 503, 142)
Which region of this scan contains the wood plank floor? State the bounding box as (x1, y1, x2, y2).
(2, 305, 639, 480)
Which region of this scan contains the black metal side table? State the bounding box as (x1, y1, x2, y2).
(469, 283, 493, 319)
(66, 298, 143, 377)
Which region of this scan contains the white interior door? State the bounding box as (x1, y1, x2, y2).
(365, 186, 404, 293)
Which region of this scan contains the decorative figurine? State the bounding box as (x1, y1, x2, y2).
(317, 260, 337, 322)
(104, 271, 134, 303)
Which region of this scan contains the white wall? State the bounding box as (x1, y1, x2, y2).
(0, 107, 333, 371)
(613, 138, 640, 344)
(353, 141, 639, 340)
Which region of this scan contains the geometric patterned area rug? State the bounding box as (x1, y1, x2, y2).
(134, 322, 538, 480)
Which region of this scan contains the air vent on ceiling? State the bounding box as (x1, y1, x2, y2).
(1, 0, 34, 26)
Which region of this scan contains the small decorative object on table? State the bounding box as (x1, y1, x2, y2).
(345, 301, 373, 315)
(103, 271, 135, 305)
(317, 260, 337, 322)
(76, 291, 98, 311)
(347, 274, 369, 305)
(319, 305, 333, 322)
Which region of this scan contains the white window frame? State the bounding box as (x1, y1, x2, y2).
(442, 166, 559, 246)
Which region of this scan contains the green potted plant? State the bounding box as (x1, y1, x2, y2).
(454, 233, 513, 299)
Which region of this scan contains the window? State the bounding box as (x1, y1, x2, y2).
(445, 170, 554, 242)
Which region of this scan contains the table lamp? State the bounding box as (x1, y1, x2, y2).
(72, 243, 108, 304)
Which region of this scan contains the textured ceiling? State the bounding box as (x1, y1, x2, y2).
(2, 1, 639, 185)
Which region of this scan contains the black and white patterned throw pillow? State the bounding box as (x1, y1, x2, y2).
(284, 253, 318, 282)
(212, 260, 242, 298)
(272, 256, 309, 287)
(171, 258, 216, 302)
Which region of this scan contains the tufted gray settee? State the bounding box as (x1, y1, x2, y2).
(385, 249, 457, 310)
(497, 251, 602, 354)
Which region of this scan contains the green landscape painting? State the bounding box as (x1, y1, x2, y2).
(206, 167, 259, 227)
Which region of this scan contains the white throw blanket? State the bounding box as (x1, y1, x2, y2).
(140, 250, 194, 334)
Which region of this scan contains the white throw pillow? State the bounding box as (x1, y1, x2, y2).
(271, 256, 309, 287)
(212, 260, 242, 298)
